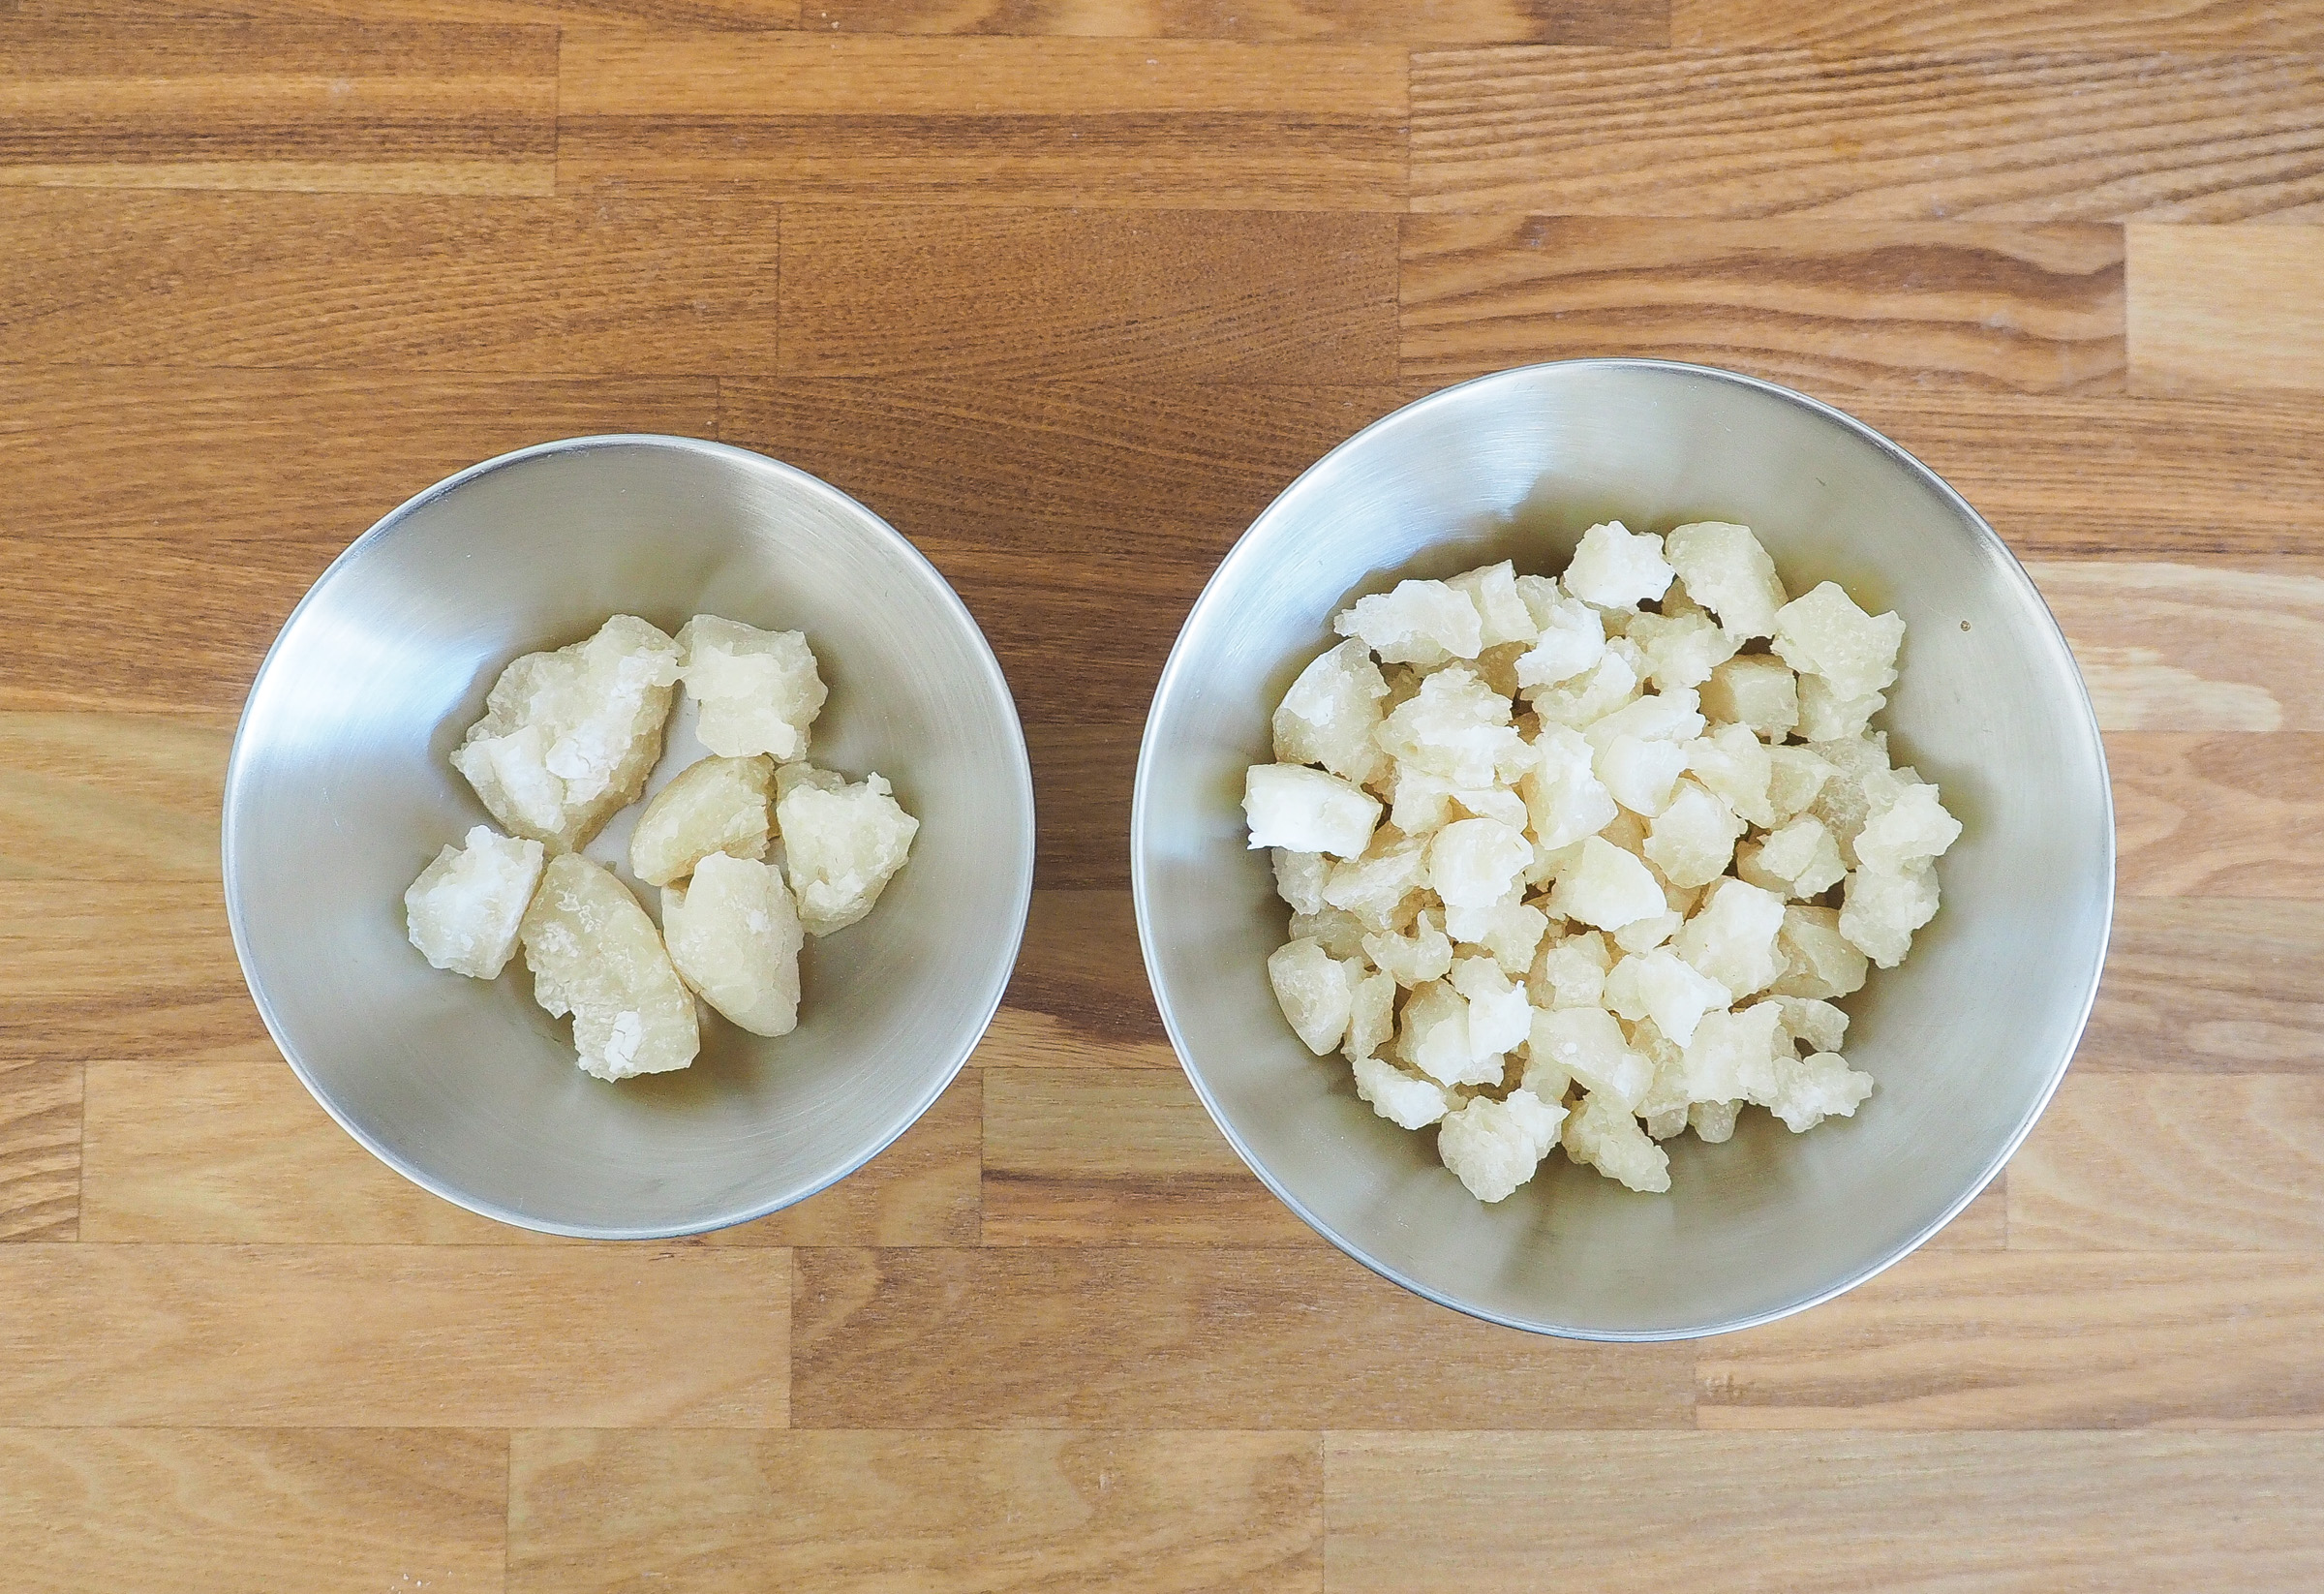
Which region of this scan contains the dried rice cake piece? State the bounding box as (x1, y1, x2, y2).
(1672, 877, 1788, 1000)
(1840, 863, 1940, 968)
(1375, 666, 1527, 789)
(1513, 582, 1606, 689)
(1344, 969, 1397, 1062)
(1396, 973, 1518, 1088)
(1758, 1051, 1875, 1132)
(1797, 673, 1887, 742)
(1628, 610, 1739, 693)
(676, 615, 827, 763)
(1603, 947, 1730, 1047)
(1450, 955, 1534, 1060)
(1447, 562, 1540, 649)
(452, 615, 682, 852)
(1855, 781, 1963, 875)
(1735, 816, 1846, 900)
(1645, 777, 1746, 890)
(776, 762, 921, 936)
(1439, 1088, 1567, 1203)
(1563, 521, 1675, 610)
(1466, 901, 1550, 978)
(1546, 836, 1666, 932)
(1774, 996, 1850, 1056)
(1685, 722, 1775, 829)
(1528, 1005, 1654, 1111)
(1773, 582, 1906, 702)
(662, 851, 804, 1038)
(1333, 578, 1484, 667)
(1428, 817, 1533, 933)
(1269, 936, 1357, 1055)
(1698, 656, 1799, 742)
(1665, 521, 1789, 641)
(1388, 766, 1527, 837)
(1242, 763, 1380, 859)
(628, 753, 774, 888)
(519, 854, 699, 1082)
(1291, 906, 1369, 962)
(1528, 649, 1642, 730)
(1271, 848, 1331, 915)
(1562, 1088, 1671, 1193)
(405, 825, 545, 980)
(1323, 829, 1429, 931)
(1689, 1100, 1742, 1144)
(1273, 638, 1390, 787)
(1355, 1053, 1452, 1130)
(1769, 904, 1870, 1000)
(1680, 1001, 1784, 1103)
(1765, 745, 1835, 824)
(1364, 910, 1453, 987)
(1532, 929, 1611, 1009)
(1520, 725, 1620, 852)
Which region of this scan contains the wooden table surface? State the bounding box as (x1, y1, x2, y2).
(4, 4, 2322, 1588)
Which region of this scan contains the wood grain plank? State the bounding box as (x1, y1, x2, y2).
(509, 1428, 1321, 1592)
(1400, 217, 2125, 391)
(1026, 721, 1134, 888)
(1926, 1180, 2004, 1251)
(791, 1247, 1695, 1427)
(0, 1061, 77, 1241)
(79, 1055, 979, 1245)
(778, 213, 1398, 380)
(35, 0, 798, 21)
(0, 22, 556, 195)
(0, 367, 720, 540)
(1849, 394, 2324, 558)
(559, 33, 1404, 208)
(2111, 734, 2324, 899)
(0, 880, 272, 1065)
(2077, 899, 2324, 1075)
(2009, 1073, 2324, 1251)
(2034, 562, 2324, 731)
(0, 1429, 506, 1594)
(0, 192, 780, 372)
(1672, 0, 2324, 49)
(1411, 48, 2324, 220)
(0, 1243, 786, 1425)
(1697, 1249, 2324, 1427)
(812, 0, 1663, 44)
(1326, 1431, 2324, 1591)
(1008, 889, 1159, 1040)
(2129, 224, 2324, 393)
(0, 714, 228, 880)
(972, 1007, 1181, 1069)
(983, 1068, 1314, 1245)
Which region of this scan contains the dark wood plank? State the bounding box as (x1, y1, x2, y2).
(0, 192, 779, 371)
(1697, 1249, 2324, 1427)
(0, 1430, 506, 1594)
(0, 1061, 77, 1241)
(31, 0, 797, 20)
(558, 34, 1406, 208)
(812, 0, 1664, 44)
(2112, 734, 2324, 899)
(791, 1247, 1697, 1427)
(1008, 889, 1159, 1040)
(1026, 722, 1134, 889)
(508, 1429, 1323, 1592)
(1412, 47, 2324, 221)
(2009, 1073, 2324, 1251)
(776, 212, 1399, 380)
(972, 1008, 1182, 1070)
(2076, 899, 2324, 1076)
(0, 22, 554, 195)
(1672, 0, 2324, 50)
(1400, 217, 2124, 391)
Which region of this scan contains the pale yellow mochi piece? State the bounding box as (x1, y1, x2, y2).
(676, 614, 827, 764)
(405, 825, 544, 980)
(775, 762, 922, 936)
(628, 753, 774, 888)
(661, 851, 804, 1038)
(519, 854, 699, 1082)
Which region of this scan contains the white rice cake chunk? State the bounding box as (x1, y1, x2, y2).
(1807, 732, 1893, 859)
(1603, 947, 1730, 1047)
(1562, 521, 1674, 610)
(1269, 936, 1357, 1055)
(1562, 1088, 1671, 1193)
(676, 614, 827, 763)
(1344, 969, 1397, 1062)
(1769, 904, 1870, 999)
(1388, 766, 1525, 836)
(1467, 900, 1550, 977)
(1645, 777, 1746, 889)
(1680, 1000, 1784, 1102)
(1840, 863, 1940, 968)
(1528, 649, 1641, 730)
(661, 851, 804, 1038)
(1685, 722, 1776, 828)
(1759, 1051, 1875, 1132)
(1689, 1099, 1742, 1143)
(452, 615, 683, 852)
(1273, 638, 1390, 787)
(1665, 522, 1789, 641)
(1736, 815, 1846, 899)
(1797, 672, 1887, 742)
(1528, 1005, 1653, 1111)
(1855, 781, 1964, 874)
(1513, 583, 1606, 689)
(1271, 848, 1331, 915)
(1672, 877, 1788, 1000)
(775, 762, 922, 936)
(1242, 763, 1380, 858)
(1451, 955, 1534, 1059)
(1546, 836, 1666, 932)
(1610, 908, 1683, 956)
(1520, 724, 1620, 852)
(1532, 930, 1611, 1008)
(1355, 1052, 1452, 1129)
(405, 825, 544, 980)
(1765, 744, 1835, 824)
(1324, 829, 1429, 930)
(1439, 1088, 1567, 1202)
(1429, 817, 1533, 926)
(1697, 654, 1799, 741)
(1375, 666, 1527, 788)
(1447, 562, 1540, 649)
(1628, 610, 1740, 693)
(1365, 910, 1453, 987)
(628, 752, 774, 888)
(1775, 996, 1850, 1056)
(1396, 975, 1514, 1088)
(1772, 582, 1906, 702)
(519, 854, 699, 1082)
(1333, 578, 1484, 666)
(1292, 906, 1370, 961)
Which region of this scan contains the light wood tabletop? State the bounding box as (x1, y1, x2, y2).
(3, 5, 2322, 1589)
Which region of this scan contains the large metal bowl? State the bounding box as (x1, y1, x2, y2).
(1133, 361, 2113, 1339)
(225, 436, 1034, 1239)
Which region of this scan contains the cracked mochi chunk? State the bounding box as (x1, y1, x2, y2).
(1664, 522, 1789, 641)
(676, 615, 827, 763)
(452, 615, 682, 852)
(405, 825, 544, 979)
(519, 854, 698, 1081)
(1269, 937, 1356, 1055)
(628, 753, 774, 888)
(1355, 1053, 1452, 1129)
(1772, 583, 1906, 702)
(1243, 764, 1380, 858)
(1563, 1088, 1670, 1193)
(775, 763, 921, 936)
(1562, 521, 1674, 610)
(1547, 836, 1666, 932)
(1273, 638, 1389, 786)
(1333, 578, 1483, 666)
(1438, 1089, 1567, 1203)
(661, 852, 804, 1038)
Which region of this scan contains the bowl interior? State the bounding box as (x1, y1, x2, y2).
(1135, 362, 2112, 1338)
(227, 437, 1033, 1238)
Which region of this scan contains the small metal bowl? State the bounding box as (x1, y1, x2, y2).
(225, 436, 1033, 1239)
(1133, 360, 2113, 1339)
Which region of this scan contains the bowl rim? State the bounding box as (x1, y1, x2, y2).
(1131, 357, 2116, 1340)
(222, 432, 1036, 1241)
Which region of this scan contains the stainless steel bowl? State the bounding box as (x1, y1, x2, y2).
(225, 436, 1034, 1239)
(1133, 360, 2113, 1339)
